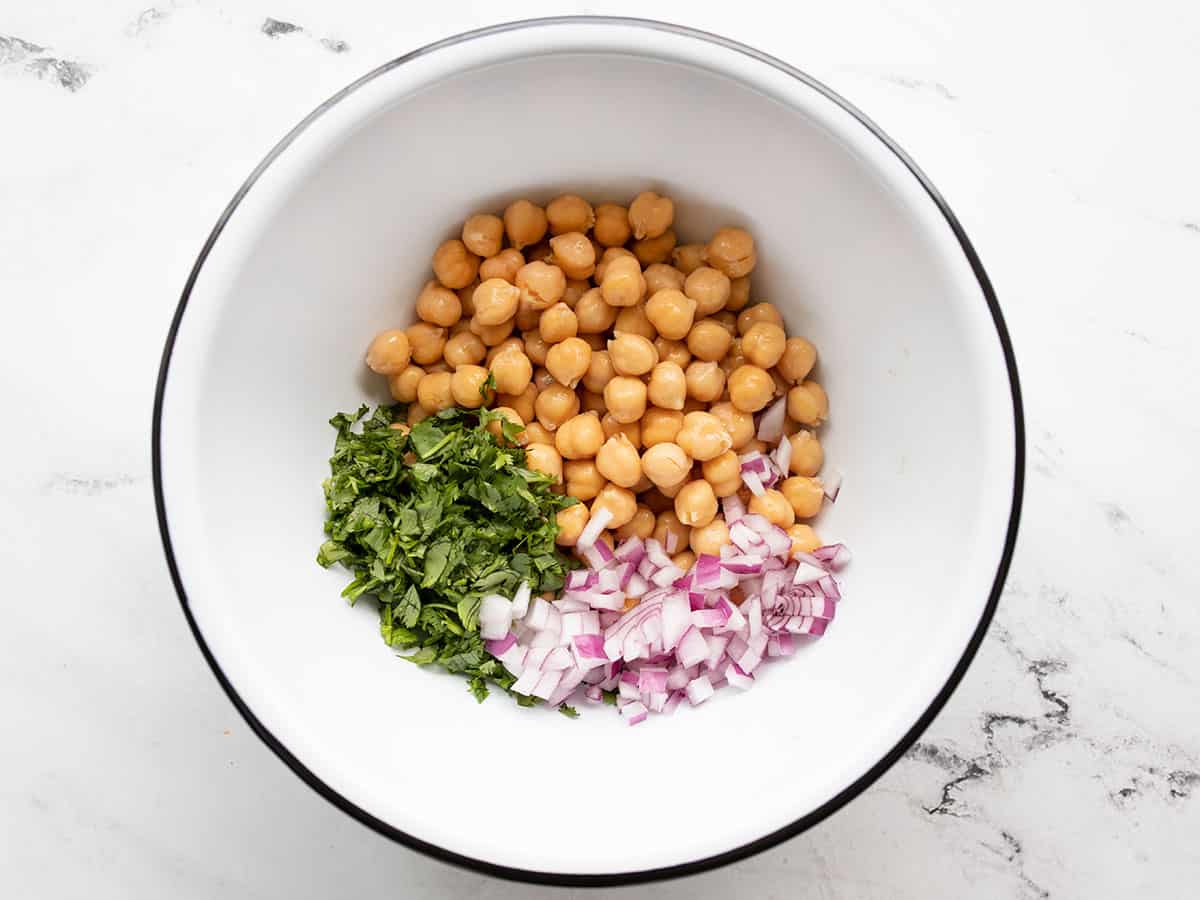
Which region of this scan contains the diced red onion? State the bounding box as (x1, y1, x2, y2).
(618, 677, 641, 702)
(577, 507, 614, 549)
(637, 667, 669, 694)
(694, 553, 723, 590)
(484, 632, 517, 657)
(663, 690, 684, 714)
(666, 665, 691, 690)
(812, 543, 851, 570)
(523, 596, 551, 631)
(511, 665, 543, 696)
(584, 684, 603, 702)
(676, 627, 708, 668)
(725, 660, 755, 690)
(511, 582, 531, 619)
(644, 539, 673, 570)
(620, 700, 648, 725)
(686, 675, 715, 705)
(660, 591, 692, 651)
(756, 397, 787, 443)
(817, 575, 841, 600)
(772, 433, 792, 476)
(767, 633, 796, 657)
(664, 529, 680, 553)
(614, 536, 646, 565)
(646, 691, 668, 713)
(691, 606, 730, 629)
(705, 633, 730, 669)
(793, 562, 825, 585)
(742, 470, 765, 496)
(548, 667, 586, 706)
(556, 597, 592, 615)
(822, 469, 842, 502)
(565, 570, 597, 591)
(542, 646, 572, 671)
(478, 593, 513, 640)
(721, 554, 765, 575)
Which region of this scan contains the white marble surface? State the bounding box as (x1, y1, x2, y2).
(2, 1, 1198, 896)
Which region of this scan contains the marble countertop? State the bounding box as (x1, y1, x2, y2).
(3, 1, 1198, 896)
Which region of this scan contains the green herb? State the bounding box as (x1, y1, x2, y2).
(317, 404, 577, 703)
(558, 704, 580, 719)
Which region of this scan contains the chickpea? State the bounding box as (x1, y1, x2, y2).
(443, 330, 486, 368)
(690, 516, 730, 556)
(546, 194, 595, 235)
(486, 406, 526, 445)
(594, 247, 636, 283)
(749, 489, 795, 528)
(524, 421, 554, 446)
(684, 360, 726, 402)
(616, 505, 656, 541)
(581, 333, 606, 351)
(521, 330, 550, 366)
(672, 243, 706, 275)
(601, 413, 640, 446)
(683, 267, 732, 318)
(366, 329, 412, 375)
(555, 503, 591, 547)
(643, 288, 697, 341)
(562, 278, 589, 308)
(592, 483, 638, 529)
(607, 333, 658, 376)
(582, 350, 616, 394)
(727, 275, 751, 312)
(787, 430, 824, 477)
(674, 480, 718, 528)
(533, 367, 556, 391)
(686, 318, 733, 362)
(535, 383, 579, 431)
(612, 304, 656, 342)
(424, 361, 450, 375)
(787, 523, 822, 555)
(708, 475, 742, 498)
(457, 281, 479, 318)
(741, 322, 787, 370)
(602, 376, 648, 424)
(593, 203, 632, 247)
(524, 442, 563, 483)
(737, 302, 784, 336)
(643, 264, 686, 296)
(720, 337, 746, 376)
(478, 248, 524, 283)
(780, 476, 824, 519)
(682, 397, 707, 414)
(641, 489, 673, 514)
(601, 255, 647, 308)
(640, 407, 684, 447)
(498, 381, 537, 423)
(387, 365, 425, 402)
(580, 389, 607, 415)
(652, 510, 690, 553)
(450, 365, 492, 408)
(777, 337, 818, 384)
(503, 199, 548, 250)
(449, 317, 474, 338)
(654, 337, 691, 368)
(471, 278, 519, 327)
(627, 191, 674, 240)
(407, 404, 430, 426)
(486, 336, 524, 366)
(675, 411, 733, 461)
(462, 213, 504, 258)
(489, 347, 533, 395)
(647, 361, 687, 411)
(728, 364, 775, 413)
(416, 371, 454, 412)
(548, 232, 596, 280)
(513, 297, 541, 332)
(669, 549, 695, 571)
(576, 287, 618, 333)
(554, 411, 605, 459)
(632, 229, 676, 266)
(705, 403, 753, 453)
(537, 302, 578, 344)
(770, 367, 790, 398)
(414, 280, 462, 327)
(432, 239, 480, 290)
(545, 337, 592, 388)
(564, 460, 606, 501)
(406, 322, 447, 366)
(701, 450, 740, 485)
(712, 311, 738, 337)
(515, 260, 567, 311)
(472, 316, 515, 347)
(641, 442, 691, 489)
(704, 226, 757, 278)
(787, 380, 829, 426)
(596, 433, 643, 487)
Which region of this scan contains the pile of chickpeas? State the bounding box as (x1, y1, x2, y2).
(365, 191, 832, 571)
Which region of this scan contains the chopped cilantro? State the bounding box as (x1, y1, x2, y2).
(317, 404, 577, 704)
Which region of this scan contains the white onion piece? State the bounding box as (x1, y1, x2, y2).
(511, 582, 532, 619)
(685, 675, 715, 705)
(577, 506, 614, 549)
(756, 397, 787, 443)
(478, 594, 513, 640)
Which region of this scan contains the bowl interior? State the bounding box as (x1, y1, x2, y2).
(158, 22, 1017, 877)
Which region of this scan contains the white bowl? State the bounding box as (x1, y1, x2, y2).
(153, 16, 1023, 885)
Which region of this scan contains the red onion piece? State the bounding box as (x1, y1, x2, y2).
(511, 665, 542, 696)
(724, 660, 755, 690)
(577, 506, 614, 550)
(685, 675, 715, 705)
(756, 397, 787, 443)
(511, 582, 531, 619)
(742, 470, 765, 496)
(479, 594, 513, 640)
(620, 700, 648, 725)
(822, 468, 842, 503)
(676, 627, 708, 668)
(637, 667, 669, 694)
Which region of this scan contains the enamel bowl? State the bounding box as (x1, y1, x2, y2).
(153, 16, 1023, 885)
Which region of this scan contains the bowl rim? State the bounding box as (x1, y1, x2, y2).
(151, 14, 1025, 887)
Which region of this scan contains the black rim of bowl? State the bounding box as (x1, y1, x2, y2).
(152, 15, 1025, 887)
